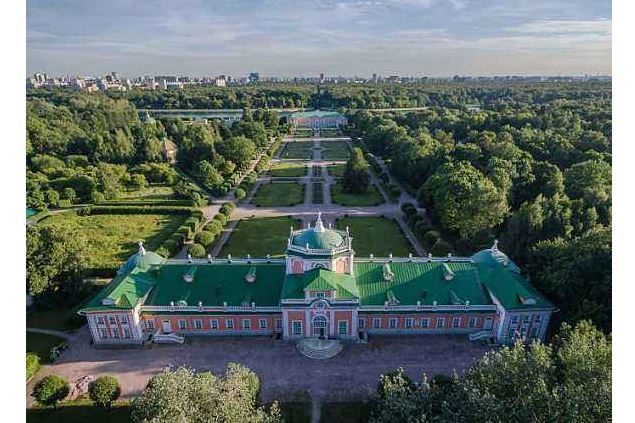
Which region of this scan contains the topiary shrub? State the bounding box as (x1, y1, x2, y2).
(195, 231, 215, 247)
(26, 353, 40, 381)
(213, 213, 228, 226)
(431, 239, 453, 256)
(204, 220, 223, 235)
(188, 243, 206, 258)
(155, 246, 170, 258)
(235, 188, 246, 202)
(90, 191, 106, 204)
(32, 374, 70, 409)
(88, 375, 121, 409)
(219, 202, 235, 216)
(423, 230, 441, 248)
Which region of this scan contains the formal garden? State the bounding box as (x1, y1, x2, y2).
(219, 216, 300, 258)
(330, 181, 384, 207)
(336, 217, 413, 257)
(252, 182, 305, 207)
(326, 163, 346, 177)
(320, 140, 350, 160)
(268, 162, 307, 178)
(281, 141, 314, 159)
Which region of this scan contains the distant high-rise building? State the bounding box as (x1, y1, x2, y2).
(372, 73, 378, 84)
(319, 73, 325, 84)
(249, 72, 260, 83)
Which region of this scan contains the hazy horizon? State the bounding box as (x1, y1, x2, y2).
(27, 0, 611, 77)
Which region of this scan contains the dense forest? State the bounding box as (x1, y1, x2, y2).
(345, 84, 611, 332)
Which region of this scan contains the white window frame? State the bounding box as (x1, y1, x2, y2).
(194, 319, 203, 330)
(452, 317, 461, 328)
(96, 316, 105, 325)
(123, 327, 131, 338)
(405, 318, 414, 328)
(292, 321, 303, 335)
(112, 327, 120, 338)
(338, 320, 348, 335)
(316, 292, 325, 299)
(210, 319, 219, 330)
(389, 318, 398, 329)
(436, 318, 446, 328)
(99, 328, 108, 339)
(178, 319, 187, 330)
(358, 318, 365, 329)
(373, 318, 381, 328)
(108, 316, 117, 325)
(510, 315, 519, 325)
(259, 319, 267, 329)
(119, 315, 128, 325)
(145, 320, 155, 330)
(242, 319, 251, 330)
(226, 319, 234, 330)
(421, 318, 430, 328)
(468, 317, 477, 328)
(275, 319, 283, 331)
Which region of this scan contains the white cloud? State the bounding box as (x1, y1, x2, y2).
(508, 19, 611, 35)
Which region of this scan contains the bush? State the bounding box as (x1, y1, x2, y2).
(235, 188, 246, 201)
(26, 353, 40, 381)
(183, 217, 201, 233)
(431, 239, 453, 256)
(455, 238, 476, 256)
(32, 375, 70, 409)
(423, 230, 441, 248)
(188, 243, 206, 258)
(155, 246, 170, 258)
(195, 231, 215, 247)
(213, 213, 228, 225)
(401, 202, 417, 216)
(90, 191, 105, 204)
(219, 202, 235, 216)
(204, 220, 223, 235)
(89, 375, 121, 409)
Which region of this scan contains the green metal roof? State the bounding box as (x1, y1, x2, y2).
(354, 261, 489, 306)
(290, 110, 343, 118)
(282, 268, 358, 300)
(291, 228, 345, 250)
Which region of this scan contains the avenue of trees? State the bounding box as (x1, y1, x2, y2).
(371, 320, 611, 423)
(347, 85, 611, 333)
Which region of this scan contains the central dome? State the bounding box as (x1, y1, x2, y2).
(291, 212, 345, 250)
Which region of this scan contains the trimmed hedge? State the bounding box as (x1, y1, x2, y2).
(195, 231, 215, 247)
(213, 213, 228, 225)
(78, 205, 195, 216)
(219, 202, 235, 216)
(188, 243, 206, 258)
(27, 353, 41, 381)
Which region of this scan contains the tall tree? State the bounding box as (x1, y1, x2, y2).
(343, 147, 371, 194)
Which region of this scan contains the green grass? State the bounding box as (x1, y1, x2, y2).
(26, 332, 67, 364)
(337, 217, 413, 257)
(27, 398, 131, 423)
(269, 162, 307, 177)
(283, 142, 314, 159)
(252, 183, 305, 207)
(219, 216, 300, 258)
(319, 401, 374, 423)
(330, 182, 383, 207)
(327, 164, 346, 177)
(118, 185, 175, 200)
(40, 212, 188, 272)
(322, 148, 350, 160)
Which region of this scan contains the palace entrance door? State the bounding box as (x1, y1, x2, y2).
(312, 316, 327, 338)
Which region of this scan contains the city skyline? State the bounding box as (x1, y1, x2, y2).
(27, 0, 611, 77)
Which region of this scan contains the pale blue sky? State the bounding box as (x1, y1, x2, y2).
(27, 0, 611, 77)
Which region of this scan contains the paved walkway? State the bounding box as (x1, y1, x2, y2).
(26, 327, 491, 406)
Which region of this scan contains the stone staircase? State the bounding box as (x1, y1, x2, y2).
(296, 338, 343, 360)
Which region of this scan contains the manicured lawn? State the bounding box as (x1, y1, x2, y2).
(40, 212, 188, 272)
(320, 140, 350, 160)
(331, 182, 384, 207)
(27, 398, 131, 423)
(283, 142, 314, 159)
(252, 183, 304, 207)
(119, 185, 175, 200)
(219, 216, 300, 258)
(26, 332, 67, 364)
(269, 162, 307, 177)
(320, 401, 374, 423)
(337, 217, 413, 257)
(327, 164, 346, 177)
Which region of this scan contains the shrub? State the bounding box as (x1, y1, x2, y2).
(188, 243, 206, 258)
(423, 230, 441, 248)
(219, 202, 235, 216)
(26, 353, 40, 381)
(90, 191, 105, 204)
(89, 375, 121, 409)
(155, 246, 170, 258)
(32, 375, 70, 409)
(195, 231, 215, 247)
(414, 220, 432, 237)
(177, 226, 193, 240)
(183, 217, 200, 233)
(213, 213, 228, 225)
(235, 188, 246, 201)
(455, 238, 476, 256)
(401, 202, 416, 216)
(204, 220, 223, 235)
(431, 239, 453, 256)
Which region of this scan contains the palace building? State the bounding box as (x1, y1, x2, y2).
(79, 213, 556, 346)
(287, 110, 347, 128)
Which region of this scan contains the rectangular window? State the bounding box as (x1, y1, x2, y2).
(531, 327, 539, 338)
(421, 318, 430, 328)
(226, 319, 234, 330)
(316, 292, 325, 299)
(112, 327, 120, 338)
(99, 329, 108, 339)
(358, 319, 365, 329)
(275, 319, 283, 331)
(511, 316, 519, 325)
(534, 315, 542, 323)
(522, 315, 530, 324)
(436, 318, 446, 328)
(452, 318, 461, 328)
(145, 320, 155, 330)
(508, 327, 516, 338)
(210, 319, 219, 330)
(468, 317, 477, 328)
(292, 321, 302, 335)
(242, 319, 251, 330)
(194, 319, 203, 330)
(259, 319, 267, 329)
(119, 315, 128, 325)
(389, 318, 398, 329)
(108, 316, 116, 325)
(123, 328, 131, 338)
(405, 318, 413, 328)
(373, 318, 381, 329)
(338, 320, 348, 335)
(96, 316, 105, 325)
(178, 319, 187, 330)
